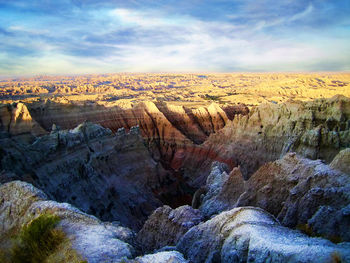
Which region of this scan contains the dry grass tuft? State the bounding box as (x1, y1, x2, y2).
(6, 214, 86, 263)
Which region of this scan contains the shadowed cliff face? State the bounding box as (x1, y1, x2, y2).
(0, 100, 249, 228)
(1, 97, 349, 185)
(22, 100, 248, 184)
(0, 97, 349, 229)
(0, 123, 170, 230)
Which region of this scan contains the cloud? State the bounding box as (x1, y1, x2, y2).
(0, 0, 349, 75)
(289, 4, 314, 22)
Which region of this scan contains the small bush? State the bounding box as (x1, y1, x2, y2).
(11, 214, 65, 263)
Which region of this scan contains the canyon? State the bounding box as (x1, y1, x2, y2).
(0, 73, 350, 262)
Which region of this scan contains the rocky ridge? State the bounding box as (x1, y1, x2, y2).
(198, 150, 350, 242)
(0, 122, 170, 230)
(0, 180, 187, 263)
(177, 206, 350, 263)
(0, 96, 349, 262)
(136, 205, 203, 253)
(205, 95, 350, 179)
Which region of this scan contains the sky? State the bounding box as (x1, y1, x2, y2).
(0, 0, 349, 76)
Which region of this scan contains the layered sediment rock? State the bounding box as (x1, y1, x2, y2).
(177, 207, 350, 263)
(0, 181, 134, 263)
(198, 151, 350, 242)
(0, 122, 170, 229)
(136, 205, 203, 253)
(206, 95, 350, 178)
(24, 100, 248, 176)
(0, 102, 46, 141)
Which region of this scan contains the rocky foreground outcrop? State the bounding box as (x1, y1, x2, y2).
(0, 180, 188, 263)
(177, 207, 350, 263)
(2, 180, 349, 263)
(0, 181, 134, 262)
(136, 205, 203, 253)
(198, 150, 350, 242)
(132, 251, 187, 263)
(205, 95, 350, 179)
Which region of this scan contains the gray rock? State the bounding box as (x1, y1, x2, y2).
(330, 148, 350, 174)
(198, 153, 350, 242)
(177, 207, 350, 263)
(136, 205, 203, 253)
(0, 180, 135, 263)
(199, 163, 244, 218)
(132, 251, 188, 263)
(0, 123, 167, 230)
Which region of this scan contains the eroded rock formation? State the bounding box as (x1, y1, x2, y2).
(177, 207, 350, 263)
(0, 95, 349, 262)
(0, 181, 134, 263)
(0, 102, 46, 142)
(198, 151, 350, 242)
(205, 95, 350, 178)
(24, 100, 248, 174)
(136, 205, 203, 253)
(0, 122, 171, 229)
(132, 251, 188, 263)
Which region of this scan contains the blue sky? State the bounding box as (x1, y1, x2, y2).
(0, 0, 349, 75)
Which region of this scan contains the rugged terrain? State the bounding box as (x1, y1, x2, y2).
(1, 73, 350, 107)
(0, 73, 350, 262)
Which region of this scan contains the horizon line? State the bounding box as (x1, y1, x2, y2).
(1, 71, 350, 80)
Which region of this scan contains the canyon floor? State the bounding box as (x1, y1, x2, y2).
(0, 73, 349, 263)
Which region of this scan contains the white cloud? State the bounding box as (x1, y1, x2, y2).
(2, 4, 349, 74)
(109, 8, 190, 28)
(289, 4, 314, 22)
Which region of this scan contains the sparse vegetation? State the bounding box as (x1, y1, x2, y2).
(9, 214, 86, 263)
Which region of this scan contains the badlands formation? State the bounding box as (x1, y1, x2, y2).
(0, 73, 350, 262)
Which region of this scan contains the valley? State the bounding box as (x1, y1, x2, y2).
(0, 73, 350, 262)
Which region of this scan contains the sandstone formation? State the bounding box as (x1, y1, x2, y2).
(205, 95, 350, 178)
(136, 205, 203, 253)
(0, 122, 170, 230)
(3, 96, 348, 189)
(330, 147, 350, 174)
(177, 207, 350, 263)
(24, 100, 247, 172)
(0, 88, 349, 263)
(0, 102, 46, 142)
(0, 181, 134, 263)
(198, 151, 350, 242)
(0, 99, 246, 191)
(1, 73, 350, 107)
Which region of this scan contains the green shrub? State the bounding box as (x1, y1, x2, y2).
(11, 214, 65, 263)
